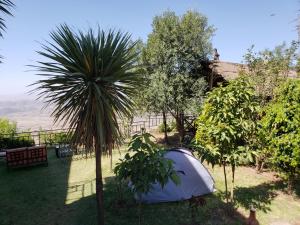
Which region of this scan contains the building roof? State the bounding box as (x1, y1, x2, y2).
(213, 61, 298, 81)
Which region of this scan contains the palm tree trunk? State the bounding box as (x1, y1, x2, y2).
(95, 140, 105, 225)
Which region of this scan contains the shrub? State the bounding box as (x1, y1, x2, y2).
(262, 80, 300, 191)
(158, 120, 176, 133)
(169, 120, 176, 131)
(0, 118, 17, 136)
(0, 118, 35, 150)
(114, 131, 180, 222)
(0, 136, 35, 149)
(40, 131, 73, 146)
(158, 122, 172, 133)
(115, 131, 180, 195)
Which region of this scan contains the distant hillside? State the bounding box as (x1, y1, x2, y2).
(2, 61, 296, 132)
(0, 96, 161, 132)
(0, 96, 64, 131)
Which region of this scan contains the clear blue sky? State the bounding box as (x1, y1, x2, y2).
(0, 0, 298, 95)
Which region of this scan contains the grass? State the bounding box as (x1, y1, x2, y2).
(0, 143, 300, 225)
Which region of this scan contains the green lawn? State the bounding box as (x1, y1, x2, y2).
(0, 147, 299, 225)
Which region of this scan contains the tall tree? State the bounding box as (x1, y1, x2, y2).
(31, 25, 141, 225)
(143, 10, 214, 142)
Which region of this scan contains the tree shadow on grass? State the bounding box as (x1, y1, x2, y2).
(234, 180, 284, 213)
(0, 148, 72, 225)
(0, 149, 248, 225)
(64, 176, 248, 225)
(233, 178, 300, 225)
(294, 179, 300, 197)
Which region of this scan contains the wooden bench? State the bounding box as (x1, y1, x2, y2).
(5, 145, 48, 169)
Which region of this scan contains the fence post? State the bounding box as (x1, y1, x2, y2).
(38, 132, 41, 146)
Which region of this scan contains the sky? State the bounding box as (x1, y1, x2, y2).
(0, 0, 298, 96)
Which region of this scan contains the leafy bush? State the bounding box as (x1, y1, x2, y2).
(0, 118, 17, 135)
(169, 120, 176, 131)
(40, 131, 73, 146)
(114, 131, 179, 196)
(114, 131, 180, 222)
(262, 80, 300, 191)
(0, 118, 35, 149)
(158, 122, 172, 133)
(158, 120, 176, 133)
(0, 136, 35, 149)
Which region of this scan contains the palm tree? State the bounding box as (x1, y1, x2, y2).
(32, 24, 141, 225)
(0, 0, 14, 37)
(0, 0, 14, 62)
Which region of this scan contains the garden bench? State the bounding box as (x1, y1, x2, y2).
(5, 145, 48, 169)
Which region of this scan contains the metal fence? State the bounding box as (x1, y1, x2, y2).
(0, 114, 175, 147)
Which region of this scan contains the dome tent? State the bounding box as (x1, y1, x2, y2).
(136, 148, 215, 203)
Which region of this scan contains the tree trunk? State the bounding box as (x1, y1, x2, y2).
(255, 157, 260, 171)
(231, 165, 235, 203)
(95, 141, 105, 225)
(138, 201, 142, 225)
(222, 161, 229, 204)
(175, 112, 185, 143)
(162, 110, 169, 144)
(209, 71, 214, 91)
(255, 156, 264, 173)
(287, 173, 295, 194)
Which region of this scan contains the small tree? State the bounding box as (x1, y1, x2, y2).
(114, 130, 179, 223)
(194, 78, 259, 203)
(262, 80, 300, 192)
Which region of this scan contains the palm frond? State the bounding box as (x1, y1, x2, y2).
(31, 24, 142, 155)
(0, 0, 14, 37)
